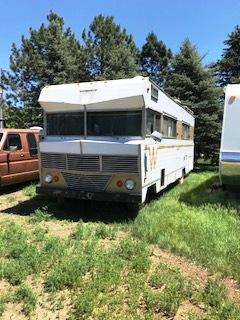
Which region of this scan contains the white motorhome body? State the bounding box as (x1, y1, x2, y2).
(220, 84, 240, 188)
(37, 77, 194, 204)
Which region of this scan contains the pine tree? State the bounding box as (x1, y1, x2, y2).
(82, 15, 139, 80)
(140, 32, 172, 87)
(165, 39, 222, 163)
(4, 11, 88, 128)
(215, 25, 240, 86)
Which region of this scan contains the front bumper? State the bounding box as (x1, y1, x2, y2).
(36, 186, 141, 204)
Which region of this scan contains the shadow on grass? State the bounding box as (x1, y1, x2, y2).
(2, 194, 138, 223)
(179, 174, 240, 210)
(0, 182, 36, 196)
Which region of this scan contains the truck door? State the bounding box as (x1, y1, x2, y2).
(3, 133, 27, 174)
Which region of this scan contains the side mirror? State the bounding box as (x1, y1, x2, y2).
(150, 131, 162, 142)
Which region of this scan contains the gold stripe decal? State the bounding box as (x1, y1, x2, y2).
(145, 144, 194, 151)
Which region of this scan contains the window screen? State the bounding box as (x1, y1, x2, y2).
(27, 133, 38, 156)
(4, 134, 22, 150)
(163, 116, 177, 138)
(47, 112, 84, 135)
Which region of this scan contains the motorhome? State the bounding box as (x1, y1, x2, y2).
(220, 84, 240, 189)
(36, 76, 194, 204)
(0, 128, 40, 186)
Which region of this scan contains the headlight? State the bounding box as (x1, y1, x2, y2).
(125, 179, 135, 190)
(44, 174, 53, 184)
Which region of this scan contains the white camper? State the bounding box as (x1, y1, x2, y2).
(37, 76, 194, 204)
(220, 84, 240, 189)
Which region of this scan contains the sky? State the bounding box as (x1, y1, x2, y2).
(1, 0, 240, 72)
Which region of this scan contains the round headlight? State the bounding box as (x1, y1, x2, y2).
(44, 174, 53, 184)
(125, 179, 135, 190)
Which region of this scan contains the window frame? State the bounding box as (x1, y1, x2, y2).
(162, 115, 177, 139)
(27, 133, 38, 157)
(86, 110, 142, 137)
(3, 133, 22, 151)
(145, 108, 162, 136)
(46, 110, 143, 138)
(182, 122, 190, 140)
(151, 84, 159, 102)
(46, 111, 85, 136)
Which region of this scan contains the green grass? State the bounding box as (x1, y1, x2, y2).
(1, 173, 240, 318)
(132, 171, 240, 280)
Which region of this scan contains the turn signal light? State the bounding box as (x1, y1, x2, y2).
(53, 175, 59, 182)
(116, 180, 123, 188)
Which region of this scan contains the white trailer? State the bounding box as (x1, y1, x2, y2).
(220, 84, 240, 189)
(37, 76, 194, 204)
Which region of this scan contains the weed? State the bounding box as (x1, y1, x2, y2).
(29, 207, 52, 223)
(145, 263, 192, 317)
(22, 183, 37, 197)
(94, 223, 116, 239)
(12, 285, 37, 316)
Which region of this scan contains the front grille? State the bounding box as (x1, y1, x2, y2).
(41, 153, 139, 173)
(62, 173, 111, 192)
(102, 156, 138, 173)
(67, 155, 100, 171)
(41, 153, 66, 169)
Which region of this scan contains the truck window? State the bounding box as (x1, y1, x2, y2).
(27, 133, 38, 156)
(4, 134, 22, 151)
(0, 133, 3, 142)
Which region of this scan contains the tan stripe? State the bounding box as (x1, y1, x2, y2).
(145, 144, 194, 151)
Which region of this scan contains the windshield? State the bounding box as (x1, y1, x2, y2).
(46, 110, 142, 137)
(0, 133, 3, 142)
(87, 111, 142, 136)
(47, 112, 84, 135)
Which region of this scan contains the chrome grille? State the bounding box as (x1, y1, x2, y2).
(41, 153, 66, 169)
(62, 173, 111, 192)
(102, 156, 138, 173)
(67, 155, 100, 171)
(41, 153, 139, 173)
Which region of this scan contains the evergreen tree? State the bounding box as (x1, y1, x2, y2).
(215, 25, 240, 86)
(4, 11, 88, 128)
(82, 15, 139, 80)
(165, 39, 222, 163)
(140, 32, 172, 87)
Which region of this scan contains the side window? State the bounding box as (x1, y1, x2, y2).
(146, 110, 155, 135)
(163, 116, 177, 138)
(146, 110, 161, 135)
(27, 133, 38, 156)
(3, 134, 22, 151)
(151, 85, 158, 102)
(182, 123, 190, 140)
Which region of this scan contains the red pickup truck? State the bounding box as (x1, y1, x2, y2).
(0, 128, 40, 187)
